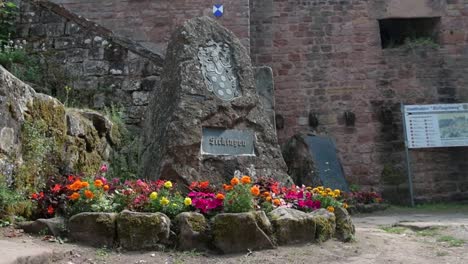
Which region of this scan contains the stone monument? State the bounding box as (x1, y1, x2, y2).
(141, 17, 290, 186)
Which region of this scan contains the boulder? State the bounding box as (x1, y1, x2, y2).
(117, 210, 171, 250)
(268, 208, 316, 245)
(68, 212, 117, 247)
(310, 209, 336, 242)
(211, 211, 275, 254)
(174, 212, 210, 251)
(333, 207, 355, 242)
(141, 17, 290, 186)
(282, 133, 321, 186)
(17, 217, 66, 237)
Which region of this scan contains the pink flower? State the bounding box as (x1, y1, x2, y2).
(100, 164, 108, 173)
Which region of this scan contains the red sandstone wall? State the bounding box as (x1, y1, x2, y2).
(251, 0, 468, 203)
(51, 0, 250, 54)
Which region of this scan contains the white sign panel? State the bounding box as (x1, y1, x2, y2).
(404, 103, 468, 148)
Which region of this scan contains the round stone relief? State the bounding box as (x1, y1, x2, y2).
(198, 41, 240, 101)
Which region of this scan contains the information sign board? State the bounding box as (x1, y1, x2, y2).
(403, 104, 468, 148)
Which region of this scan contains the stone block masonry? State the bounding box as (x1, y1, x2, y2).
(16, 0, 164, 130)
(51, 0, 251, 54)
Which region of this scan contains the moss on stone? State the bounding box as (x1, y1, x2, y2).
(187, 214, 207, 233)
(314, 215, 335, 242)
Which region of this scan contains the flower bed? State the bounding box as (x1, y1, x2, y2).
(26, 165, 357, 252)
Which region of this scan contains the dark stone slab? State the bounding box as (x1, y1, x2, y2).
(141, 17, 290, 186)
(201, 128, 255, 156)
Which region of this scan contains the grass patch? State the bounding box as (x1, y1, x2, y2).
(415, 227, 441, 237)
(436, 235, 465, 247)
(379, 226, 407, 234)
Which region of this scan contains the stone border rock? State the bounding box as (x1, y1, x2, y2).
(22, 208, 355, 254)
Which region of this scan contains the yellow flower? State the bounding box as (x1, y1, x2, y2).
(149, 192, 158, 200)
(325, 187, 332, 193)
(317, 186, 324, 191)
(160, 197, 170, 206)
(312, 188, 319, 193)
(327, 206, 335, 213)
(184, 197, 192, 206)
(164, 181, 173, 189)
(334, 189, 341, 197)
(343, 203, 348, 209)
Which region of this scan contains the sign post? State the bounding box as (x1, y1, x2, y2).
(401, 103, 415, 207)
(401, 103, 468, 206)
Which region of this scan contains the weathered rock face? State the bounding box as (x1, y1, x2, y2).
(116, 210, 171, 250)
(141, 17, 290, 186)
(0, 66, 116, 193)
(282, 133, 321, 186)
(269, 208, 316, 245)
(310, 209, 336, 242)
(17, 217, 66, 237)
(174, 212, 210, 251)
(68, 212, 117, 247)
(333, 207, 355, 242)
(211, 212, 276, 253)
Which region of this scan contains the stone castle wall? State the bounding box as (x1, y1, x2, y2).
(16, 0, 164, 130)
(17, 0, 468, 202)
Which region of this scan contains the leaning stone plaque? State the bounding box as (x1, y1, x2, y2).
(141, 17, 290, 186)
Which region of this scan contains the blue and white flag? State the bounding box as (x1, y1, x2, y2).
(213, 4, 223, 18)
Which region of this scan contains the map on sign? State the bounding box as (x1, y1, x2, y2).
(403, 103, 468, 148)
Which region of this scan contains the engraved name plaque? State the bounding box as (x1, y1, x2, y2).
(201, 128, 255, 156)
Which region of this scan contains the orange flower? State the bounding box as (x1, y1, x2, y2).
(68, 180, 82, 191)
(223, 184, 233, 191)
(81, 181, 90, 188)
(250, 185, 260, 196)
(103, 185, 110, 191)
(69, 192, 80, 201)
(94, 179, 103, 188)
(343, 203, 348, 209)
(273, 199, 281, 206)
(216, 193, 225, 200)
(84, 190, 94, 199)
(266, 196, 272, 202)
(327, 206, 335, 213)
(262, 191, 270, 197)
(199, 181, 210, 189)
(231, 177, 240, 186)
(241, 176, 251, 184)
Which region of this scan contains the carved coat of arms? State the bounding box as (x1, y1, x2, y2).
(198, 41, 240, 101)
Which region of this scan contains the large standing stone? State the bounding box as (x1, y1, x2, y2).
(141, 17, 290, 186)
(116, 210, 171, 250)
(333, 207, 355, 242)
(212, 212, 275, 254)
(68, 212, 117, 247)
(268, 208, 316, 245)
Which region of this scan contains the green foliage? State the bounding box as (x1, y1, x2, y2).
(404, 37, 439, 49)
(146, 188, 188, 218)
(416, 227, 441, 237)
(0, 1, 17, 47)
(0, 179, 33, 220)
(105, 105, 140, 180)
(223, 184, 254, 213)
(16, 118, 61, 195)
(0, 48, 42, 83)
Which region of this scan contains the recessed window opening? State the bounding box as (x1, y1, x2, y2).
(378, 17, 441, 49)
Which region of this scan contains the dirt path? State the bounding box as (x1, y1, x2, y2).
(1, 207, 467, 264)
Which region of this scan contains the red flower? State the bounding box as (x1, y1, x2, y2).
(68, 175, 76, 182)
(47, 205, 54, 215)
(51, 184, 61, 193)
(39, 192, 44, 199)
(31, 193, 38, 200)
(100, 164, 108, 173)
(200, 181, 210, 189)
